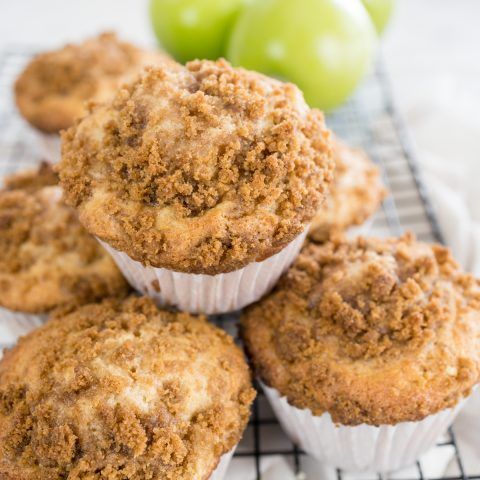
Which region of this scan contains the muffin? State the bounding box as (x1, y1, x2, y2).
(309, 137, 386, 242)
(241, 234, 480, 471)
(3, 161, 58, 192)
(58, 59, 333, 314)
(0, 296, 255, 479)
(15, 32, 175, 162)
(0, 163, 128, 328)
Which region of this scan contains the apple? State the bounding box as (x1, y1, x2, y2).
(362, 0, 395, 34)
(227, 0, 377, 111)
(150, 0, 249, 63)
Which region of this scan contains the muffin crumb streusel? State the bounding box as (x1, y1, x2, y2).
(241, 233, 480, 425)
(15, 32, 175, 133)
(59, 59, 333, 274)
(3, 161, 58, 192)
(0, 164, 128, 313)
(309, 138, 386, 242)
(0, 296, 255, 479)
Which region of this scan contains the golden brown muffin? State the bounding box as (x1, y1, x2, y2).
(0, 296, 255, 479)
(309, 138, 387, 242)
(0, 164, 128, 313)
(241, 233, 480, 426)
(59, 59, 334, 274)
(3, 161, 58, 192)
(15, 32, 176, 133)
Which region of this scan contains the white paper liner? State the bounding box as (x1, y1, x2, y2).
(0, 307, 46, 355)
(99, 229, 307, 315)
(262, 383, 469, 472)
(33, 131, 61, 163)
(209, 448, 235, 480)
(346, 216, 375, 239)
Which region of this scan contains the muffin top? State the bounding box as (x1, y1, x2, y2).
(15, 32, 174, 133)
(0, 164, 128, 313)
(0, 296, 255, 480)
(309, 138, 386, 242)
(241, 234, 480, 426)
(3, 161, 58, 192)
(59, 59, 333, 274)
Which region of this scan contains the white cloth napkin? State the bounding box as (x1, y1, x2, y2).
(407, 105, 480, 478)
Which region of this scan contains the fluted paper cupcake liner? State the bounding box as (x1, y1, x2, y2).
(99, 229, 307, 315)
(0, 307, 46, 352)
(210, 448, 235, 480)
(347, 216, 375, 239)
(262, 383, 469, 472)
(34, 131, 61, 163)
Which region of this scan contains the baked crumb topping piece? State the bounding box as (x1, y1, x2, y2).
(59, 59, 334, 274)
(15, 32, 175, 133)
(0, 164, 128, 313)
(3, 161, 58, 192)
(0, 296, 255, 479)
(241, 233, 480, 425)
(309, 138, 387, 242)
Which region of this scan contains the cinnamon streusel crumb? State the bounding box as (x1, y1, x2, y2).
(0, 296, 255, 479)
(241, 233, 480, 425)
(59, 59, 333, 274)
(0, 164, 128, 313)
(309, 138, 387, 242)
(15, 32, 175, 133)
(3, 161, 58, 192)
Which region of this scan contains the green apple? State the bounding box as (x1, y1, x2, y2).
(362, 0, 395, 34)
(227, 0, 377, 111)
(150, 0, 250, 62)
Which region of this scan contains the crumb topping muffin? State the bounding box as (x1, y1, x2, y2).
(3, 161, 58, 192)
(0, 164, 128, 313)
(241, 234, 480, 426)
(0, 296, 255, 479)
(15, 32, 175, 133)
(309, 138, 386, 242)
(59, 59, 333, 274)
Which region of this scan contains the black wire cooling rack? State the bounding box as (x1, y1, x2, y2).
(0, 48, 478, 480)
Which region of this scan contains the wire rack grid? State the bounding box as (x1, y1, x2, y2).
(0, 48, 478, 480)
